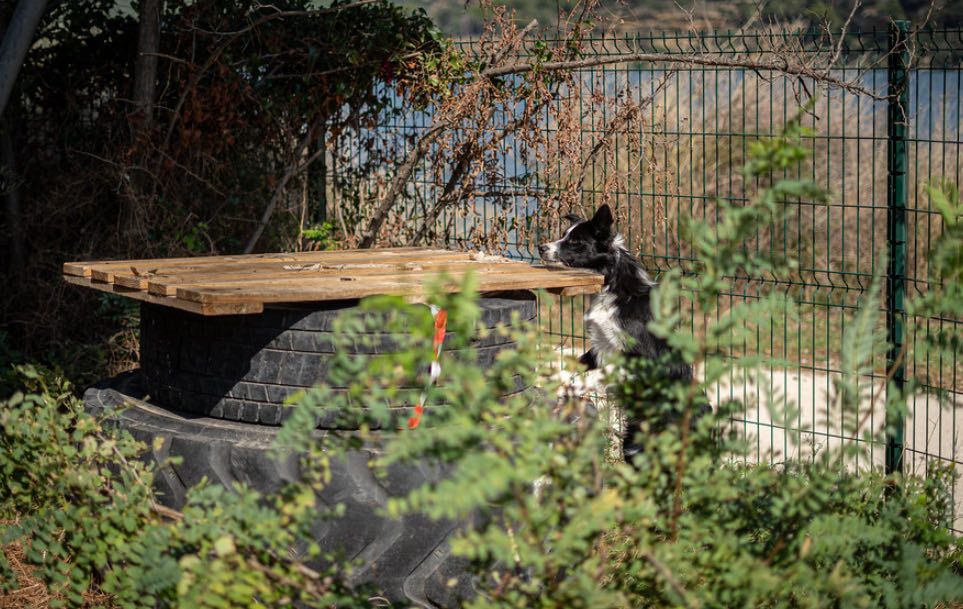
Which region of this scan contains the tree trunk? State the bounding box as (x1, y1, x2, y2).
(0, 0, 49, 119)
(132, 0, 162, 129)
(124, 0, 162, 238)
(1, 119, 24, 275)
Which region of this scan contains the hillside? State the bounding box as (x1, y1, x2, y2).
(400, 0, 963, 36)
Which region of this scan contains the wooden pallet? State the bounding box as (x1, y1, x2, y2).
(63, 248, 603, 315)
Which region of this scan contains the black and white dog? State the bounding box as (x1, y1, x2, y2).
(539, 204, 708, 459)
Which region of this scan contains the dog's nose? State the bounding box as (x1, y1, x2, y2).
(538, 244, 549, 255)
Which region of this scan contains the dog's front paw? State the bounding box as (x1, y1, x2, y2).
(578, 350, 598, 370)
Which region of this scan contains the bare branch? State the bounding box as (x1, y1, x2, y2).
(244, 120, 324, 253)
(482, 50, 886, 100)
(641, 550, 699, 609)
(193, 0, 380, 36)
(358, 121, 450, 248)
(408, 97, 550, 245)
(158, 0, 377, 165)
(825, 0, 861, 74)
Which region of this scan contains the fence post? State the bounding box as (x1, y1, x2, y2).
(885, 20, 909, 476)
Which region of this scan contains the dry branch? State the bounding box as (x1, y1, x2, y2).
(358, 6, 893, 249)
(244, 119, 324, 253)
(359, 19, 540, 248)
(159, 0, 378, 167)
(358, 122, 451, 248)
(407, 102, 545, 245)
(482, 51, 886, 100)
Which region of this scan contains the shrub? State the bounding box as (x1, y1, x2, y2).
(278, 111, 963, 608)
(1, 114, 960, 608)
(0, 365, 357, 608)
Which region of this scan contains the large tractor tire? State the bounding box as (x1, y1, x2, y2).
(139, 296, 535, 427)
(86, 293, 537, 608)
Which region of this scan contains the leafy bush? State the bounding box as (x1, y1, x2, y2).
(1, 115, 961, 608)
(278, 113, 963, 608)
(909, 181, 963, 368)
(0, 366, 357, 608)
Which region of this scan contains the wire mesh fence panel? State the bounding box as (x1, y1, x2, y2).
(902, 29, 963, 531)
(326, 27, 963, 532)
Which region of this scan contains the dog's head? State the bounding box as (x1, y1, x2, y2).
(538, 205, 616, 269)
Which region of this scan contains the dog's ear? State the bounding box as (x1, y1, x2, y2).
(591, 205, 614, 233)
(564, 213, 583, 225)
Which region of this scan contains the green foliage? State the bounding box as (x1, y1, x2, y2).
(302, 222, 339, 250)
(908, 182, 963, 363)
(0, 365, 356, 608)
(2, 106, 961, 607)
(278, 113, 963, 609)
(651, 112, 825, 394)
(274, 280, 962, 608)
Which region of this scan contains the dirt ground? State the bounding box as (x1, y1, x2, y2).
(0, 532, 113, 609)
(710, 367, 963, 531)
(553, 351, 963, 533)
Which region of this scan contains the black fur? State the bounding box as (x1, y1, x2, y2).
(539, 205, 709, 460)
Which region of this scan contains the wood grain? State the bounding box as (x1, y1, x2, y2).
(63, 248, 603, 315)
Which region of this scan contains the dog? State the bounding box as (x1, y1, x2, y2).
(538, 204, 709, 460)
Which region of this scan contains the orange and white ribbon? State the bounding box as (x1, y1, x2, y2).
(407, 305, 448, 429)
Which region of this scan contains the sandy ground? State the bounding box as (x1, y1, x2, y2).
(714, 368, 963, 529)
(554, 353, 963, 532)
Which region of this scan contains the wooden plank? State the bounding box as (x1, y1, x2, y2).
(147, 259, 523, 296)
(91, 248, 455, 284)
(62, 275, 265, 315)
(64, 248, 604, 315)
(169, 263, 556, 295)
(176, 267, 602, 305)
(117, 251, 483, 292)
(64, 247, 434, 279)
(166, 262, 584, 290)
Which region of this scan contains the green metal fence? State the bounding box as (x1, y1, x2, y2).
(337, 25, 963, 531)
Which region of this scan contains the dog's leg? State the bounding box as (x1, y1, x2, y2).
(578, 349, 598, 370)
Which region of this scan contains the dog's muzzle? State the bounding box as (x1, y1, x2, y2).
(538, 242, 560, 263)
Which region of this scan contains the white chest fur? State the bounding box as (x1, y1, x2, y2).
(584, 290, 624, 361)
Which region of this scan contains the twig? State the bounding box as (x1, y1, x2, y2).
(825, 0, 861, 73)
(575, 72, 671, 190)
(855, 338, 908, 436)
(358, 121, 450, 248)
(669, 406, 692, 541)
(359, 19, 539, 248)
(408, 87, 556, 245)
(244, 119, 324, 253)
(459, 189, 547, 199)
(486, 19, 539, 68)
(147, 144, 227, 196)
(107, 442, 185, 524)
(158, 1, 376, 170)
(192, 1, 379, 36)
(641, 550, 699, 609)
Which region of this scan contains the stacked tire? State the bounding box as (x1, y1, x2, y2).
(84, 293, 537, 608)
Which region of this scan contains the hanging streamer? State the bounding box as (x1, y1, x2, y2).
(407, 305, 448, 429)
